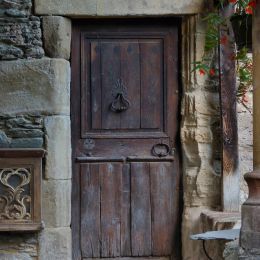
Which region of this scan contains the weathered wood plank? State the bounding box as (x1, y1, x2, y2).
(219, 5, 239, 212)
(101, 42, 121, 129)
(80, 164, 101, 258)
(100, 163, 122, 257)
(150, 162, 174, 256)
(131, 162, 152, 256)
(120, 42, 141, 129)
(91, 41, 102, 129)
(140, 41, 163, 129)
(120, 163, 131, 256)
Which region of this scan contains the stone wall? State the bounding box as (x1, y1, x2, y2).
(0, 0, 44, 59)
(0, 0, 72, 259)
(181, 16, 223, 260)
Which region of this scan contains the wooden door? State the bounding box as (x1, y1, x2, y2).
(71, 19, 181, 260)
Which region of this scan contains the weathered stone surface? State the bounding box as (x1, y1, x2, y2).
(35, 0, 205, 16)
(44, 116, 72, 180)
(0, 130, 10, 147)
(182, 207, 209, 260)
(0, 253, 33, 260)
(10, 137, 43, 148)
(237, 93, 252, 204)
(0, 58, 70, 115)
(42, 16, 71, 60)
(181, 16, 223, 260)
(223, 240, 239, 260)
(0, 233, 37, 258)
(239, 248, 260, 260)
(0, 115, 44, 148)
(42, 180, 71, 227)
(0, 0, 32, 18)
(0, 17, 44, 60)
(39, 227, 72, 260)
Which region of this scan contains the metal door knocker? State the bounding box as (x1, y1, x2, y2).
(110, 79, 130, 113)
(152, 143, 170, 157)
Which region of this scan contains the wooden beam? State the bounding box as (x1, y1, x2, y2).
(219, 4, 239, 212)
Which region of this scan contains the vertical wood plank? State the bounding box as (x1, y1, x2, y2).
(140, 41, 163, 129)
(100, 163, 122, 257)
(120, 163, 131, 256)
(150, 162, 174, 256)
(131, 162, 152, 256)
(91, 41, 102, 129)
(80, 164, 100, 258)
(120, 42, 141, 129)
(101, 42, 121, 129)
(219, 6, 239, 212)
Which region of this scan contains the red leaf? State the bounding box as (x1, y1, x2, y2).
(220, 35, 228, 45)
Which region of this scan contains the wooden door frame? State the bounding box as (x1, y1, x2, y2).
(71, 18, 183, 260)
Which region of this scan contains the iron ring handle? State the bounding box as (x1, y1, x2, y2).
(152, 143, 170, 158)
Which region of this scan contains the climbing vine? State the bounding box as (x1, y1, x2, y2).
(194, 0, 255, 105)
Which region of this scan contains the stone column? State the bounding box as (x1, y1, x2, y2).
(240, 2, 260, 258)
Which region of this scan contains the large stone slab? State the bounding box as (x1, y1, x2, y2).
(42, 16, 71, 60)
(35, 0, 204, 16)
(44, 115, 72, 180)
(39, 227, 72, 260)
(0, 58, 70, 115)
(42, 180, 71, 228)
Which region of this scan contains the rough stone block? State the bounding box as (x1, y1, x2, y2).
(0, 58, 70, 115)
(223, 240, 239, 260)
(0, 0, 32, 18)
(10, 137, 43, 148)
(0, 17, 44, 60)
(42, 180, 71, 228)
(0, 233, 38, 258)
(44, 115, 72, 180)
(182, 207, 208, 260)
(42, 16, 71, 60)
(39, 227, 72, 260)
(34, 0, 204, 16)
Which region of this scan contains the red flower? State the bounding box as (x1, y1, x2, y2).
(209, 68, 215, 76)
(248, 0, 256, 8)
(245, 6, 253, 14)
(229, 0, 236, 3)
(220, 35, 228, 45)
(199, 69, 206, 76)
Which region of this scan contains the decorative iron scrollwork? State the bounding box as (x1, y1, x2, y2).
(152, 143, 170, 157)
(0, 168, 31, 220)
(110, 79, 130, 113)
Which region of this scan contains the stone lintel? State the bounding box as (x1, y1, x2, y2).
(35, 0, 205, 16)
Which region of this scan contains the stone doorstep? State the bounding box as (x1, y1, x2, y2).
(201, 211, 241, 232)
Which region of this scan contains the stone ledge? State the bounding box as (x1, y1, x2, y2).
(35, 0, 205, 16)
(0, 58, 70, 115)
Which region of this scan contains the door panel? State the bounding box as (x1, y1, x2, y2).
(72, 19, 181, 260)
(80, 162, 177, 258)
